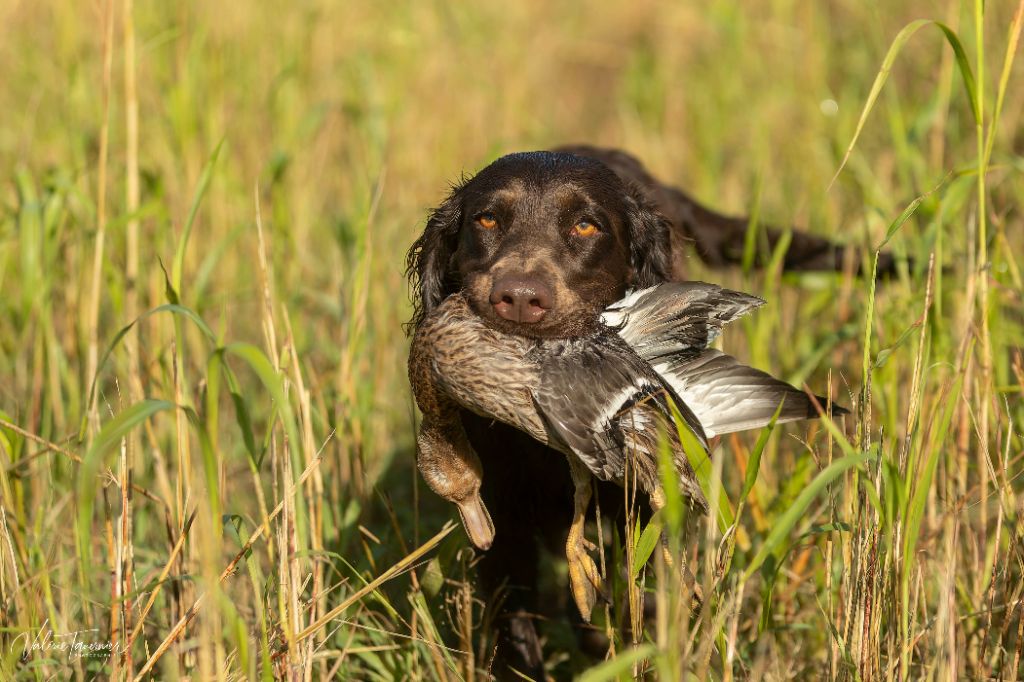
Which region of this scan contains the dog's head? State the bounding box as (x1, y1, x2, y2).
(407, 151, 671, 338)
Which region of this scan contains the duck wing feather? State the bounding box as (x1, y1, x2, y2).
(601, 282, 764, 362)
(531, 334, 709, 510)
(653, 349, 849, 438)
(605, 283, 847, 437)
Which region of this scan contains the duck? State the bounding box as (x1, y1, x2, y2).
(408, 282, 847, 621)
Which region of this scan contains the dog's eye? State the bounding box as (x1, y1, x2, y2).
(475, 213, 498, 230)
(572, 220, 599, 237)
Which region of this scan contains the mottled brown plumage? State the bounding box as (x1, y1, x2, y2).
(410, 282, 847, 622)
(409, 291, 711, 523)
(411, 288, 711, 620)
(408, 300, 516, 550)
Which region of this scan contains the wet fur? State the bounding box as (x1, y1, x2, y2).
(406, 147, 869, 678)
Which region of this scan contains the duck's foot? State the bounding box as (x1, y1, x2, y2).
(566, 457, 605, 622)
(567, 537, 604, 623)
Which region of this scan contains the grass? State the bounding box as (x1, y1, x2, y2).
(1, 0, 1023, 678)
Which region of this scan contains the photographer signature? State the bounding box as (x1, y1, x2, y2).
(12, 620, 122, 662)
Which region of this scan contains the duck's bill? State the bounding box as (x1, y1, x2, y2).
(456, 494, 495, 550)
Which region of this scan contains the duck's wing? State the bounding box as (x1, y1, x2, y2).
(532, 336, 709, 510)
(605, 391, 710, 513)
(605, 283, 848, 436)
(601, 282, 764, 361)
(653, 349, 849, 438)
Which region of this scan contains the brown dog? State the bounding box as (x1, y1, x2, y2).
(406, 146, 879, 679)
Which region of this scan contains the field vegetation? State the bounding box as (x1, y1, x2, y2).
(1, 0, 1022, 679)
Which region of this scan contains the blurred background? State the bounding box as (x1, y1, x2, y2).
(1, 0, 1022, 679)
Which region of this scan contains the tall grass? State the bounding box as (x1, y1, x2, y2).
(1, 0, 1022, 679)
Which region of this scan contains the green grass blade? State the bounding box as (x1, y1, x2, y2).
(831, 19, 978, 186)
(743, 451, 873, 581)
(203, 350, 225, 535)
(656, 426, 684, 534)
(76, 399, 175, 579)
(902, 376, 963, 569)
(577, 644, 656, 682)
(668, 401, 735, 533)
(223, 342, 308, 549)
(172, 139, 224, 298)
(86, 303, 215, 419)
(741, 400, 784, 503)
(741, 172, 764, 275)
(632, 512, 663, 578)
(983, 0, 1024, 164)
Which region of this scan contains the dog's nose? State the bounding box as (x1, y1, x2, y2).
(489, 276, 553, 324)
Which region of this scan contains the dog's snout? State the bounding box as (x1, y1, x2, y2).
(489, 276, 553, 324)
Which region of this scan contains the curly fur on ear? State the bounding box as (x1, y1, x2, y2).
(624, 185, 672, 288)
(405, 180, 467, 332)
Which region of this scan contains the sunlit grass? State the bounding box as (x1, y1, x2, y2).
(1, 0, 1022, 679)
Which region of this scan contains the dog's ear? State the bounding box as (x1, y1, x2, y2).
(405, 182, 466, 331)
(624, 187, 672, 287)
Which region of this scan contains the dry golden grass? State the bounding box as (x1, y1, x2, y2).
(1, 0, 1023, 679)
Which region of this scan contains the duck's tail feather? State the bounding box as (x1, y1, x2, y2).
(602, 282, 764, 360)
(653, 349, 850, 438)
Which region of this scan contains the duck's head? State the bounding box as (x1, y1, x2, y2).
(411, 151, 673, 339)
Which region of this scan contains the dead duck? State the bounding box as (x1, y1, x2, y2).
(408, 282, 846, 620)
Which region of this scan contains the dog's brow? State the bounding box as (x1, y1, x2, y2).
(488, 187, 523, 204)
(548, 183, 604, 221)
(547, 181, 594, 207)
(549, 180, 583, 197)
(479, 175, 527, 201)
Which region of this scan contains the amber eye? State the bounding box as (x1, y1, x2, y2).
(476, 213, 498, 230)
(572, 220, 599, 237)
